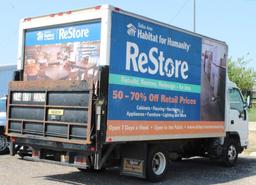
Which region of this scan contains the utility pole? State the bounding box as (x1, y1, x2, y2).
(193, 0, 196, 32)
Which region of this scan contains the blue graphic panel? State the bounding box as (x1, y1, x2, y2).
(25, 22, 101, 46)
(107, 12, 202, 121)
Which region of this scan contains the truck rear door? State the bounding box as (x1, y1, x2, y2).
(6, 80, 94, 145)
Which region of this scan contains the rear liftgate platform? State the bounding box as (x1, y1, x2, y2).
(6, 80, 94, 160)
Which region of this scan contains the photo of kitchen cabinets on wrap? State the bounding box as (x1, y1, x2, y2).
(23, 22, 101, 82)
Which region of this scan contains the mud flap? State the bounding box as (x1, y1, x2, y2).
(120, 143, 147, 178)
(121, 158, 145, 178)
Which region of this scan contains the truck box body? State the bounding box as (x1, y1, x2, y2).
(106, 12, 227, 142)
(7, 5, 228, 144)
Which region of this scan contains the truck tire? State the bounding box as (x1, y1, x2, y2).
(0, 134, 9, 155)
(222, 139, 238, 167)
(146, 146, 167, 182)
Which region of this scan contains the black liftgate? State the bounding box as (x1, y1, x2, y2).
(6, 80, 93, 145)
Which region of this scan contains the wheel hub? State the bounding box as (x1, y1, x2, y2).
(152, 152, 166, 175)
(0, 135, 8, 151)
(228, 145, 237, 161)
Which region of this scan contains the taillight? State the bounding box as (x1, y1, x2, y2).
(107, 138, 112, 142)
(74, 155, 88, 165)
(32, 150, 40, 158)
(114, 7, 122, 11)
(11, 137, 16, 142)
(49, 11, 72, 18)
(90, 146, 96, 152)
(23, 18, 32, 22)
(95, 5, 101, 10)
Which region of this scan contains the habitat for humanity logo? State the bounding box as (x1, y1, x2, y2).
(36, 31, 55, 41)
(127, 23, 136, 37)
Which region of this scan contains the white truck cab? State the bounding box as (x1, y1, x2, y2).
(212, 80, 249, 167)
(227, 80, 249, 147)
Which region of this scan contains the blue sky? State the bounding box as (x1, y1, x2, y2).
(1, 0, 255, 69)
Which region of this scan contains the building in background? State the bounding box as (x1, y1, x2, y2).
(0, 64, 17, 96)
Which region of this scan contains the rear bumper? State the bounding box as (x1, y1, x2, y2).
(10, 137, 96, 170)
(22, 155, 90, 169)
(13, 137, 91, 153)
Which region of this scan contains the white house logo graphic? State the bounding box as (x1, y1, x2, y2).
(36, 31, 55, 41)
(36, 32, 44, 41)
(127, 23, 136, 36)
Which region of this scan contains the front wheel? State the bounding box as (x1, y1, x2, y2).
(0, 134, 9, 155)
(222, 139, 238, 167)
(146, 146, 168, 182)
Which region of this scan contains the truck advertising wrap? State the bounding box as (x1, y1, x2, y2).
(106, 12, 227, 142)
(24, 22, 101, 81)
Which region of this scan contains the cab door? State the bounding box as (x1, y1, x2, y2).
(228, 88, 248, 146)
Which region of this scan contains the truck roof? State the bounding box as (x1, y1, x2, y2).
(21, 4, 228, 48)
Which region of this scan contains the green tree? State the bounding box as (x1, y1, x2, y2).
(228, 55, 256, 95)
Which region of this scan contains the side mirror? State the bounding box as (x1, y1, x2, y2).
(246, 96, 251, 108)
(243, 102, 248, 110)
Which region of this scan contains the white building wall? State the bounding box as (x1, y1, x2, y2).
(0, 64, 17, 96)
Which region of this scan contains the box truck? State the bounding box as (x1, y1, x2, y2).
(6, 5, 249, 182)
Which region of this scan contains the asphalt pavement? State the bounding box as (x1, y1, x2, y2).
(0, 154, 256, 185)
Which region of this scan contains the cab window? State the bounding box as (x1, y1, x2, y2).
(229, 88, 244, 113)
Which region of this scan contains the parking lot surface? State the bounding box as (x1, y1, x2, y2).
(1, 154, 256, 185)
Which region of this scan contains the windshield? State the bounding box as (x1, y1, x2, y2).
(0, 99, 6, 112)
(229, 88, 244, 113)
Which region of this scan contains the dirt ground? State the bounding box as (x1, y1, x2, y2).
(243, 130, 256, 155)
(1, 154, 256, 185)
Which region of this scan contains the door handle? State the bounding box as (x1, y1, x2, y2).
(231, 120, 234, 124)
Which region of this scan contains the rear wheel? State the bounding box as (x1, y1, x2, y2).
(0, 134, 9, 155)
(146, 146, 167, 182)
(222, 139, 238, 167)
